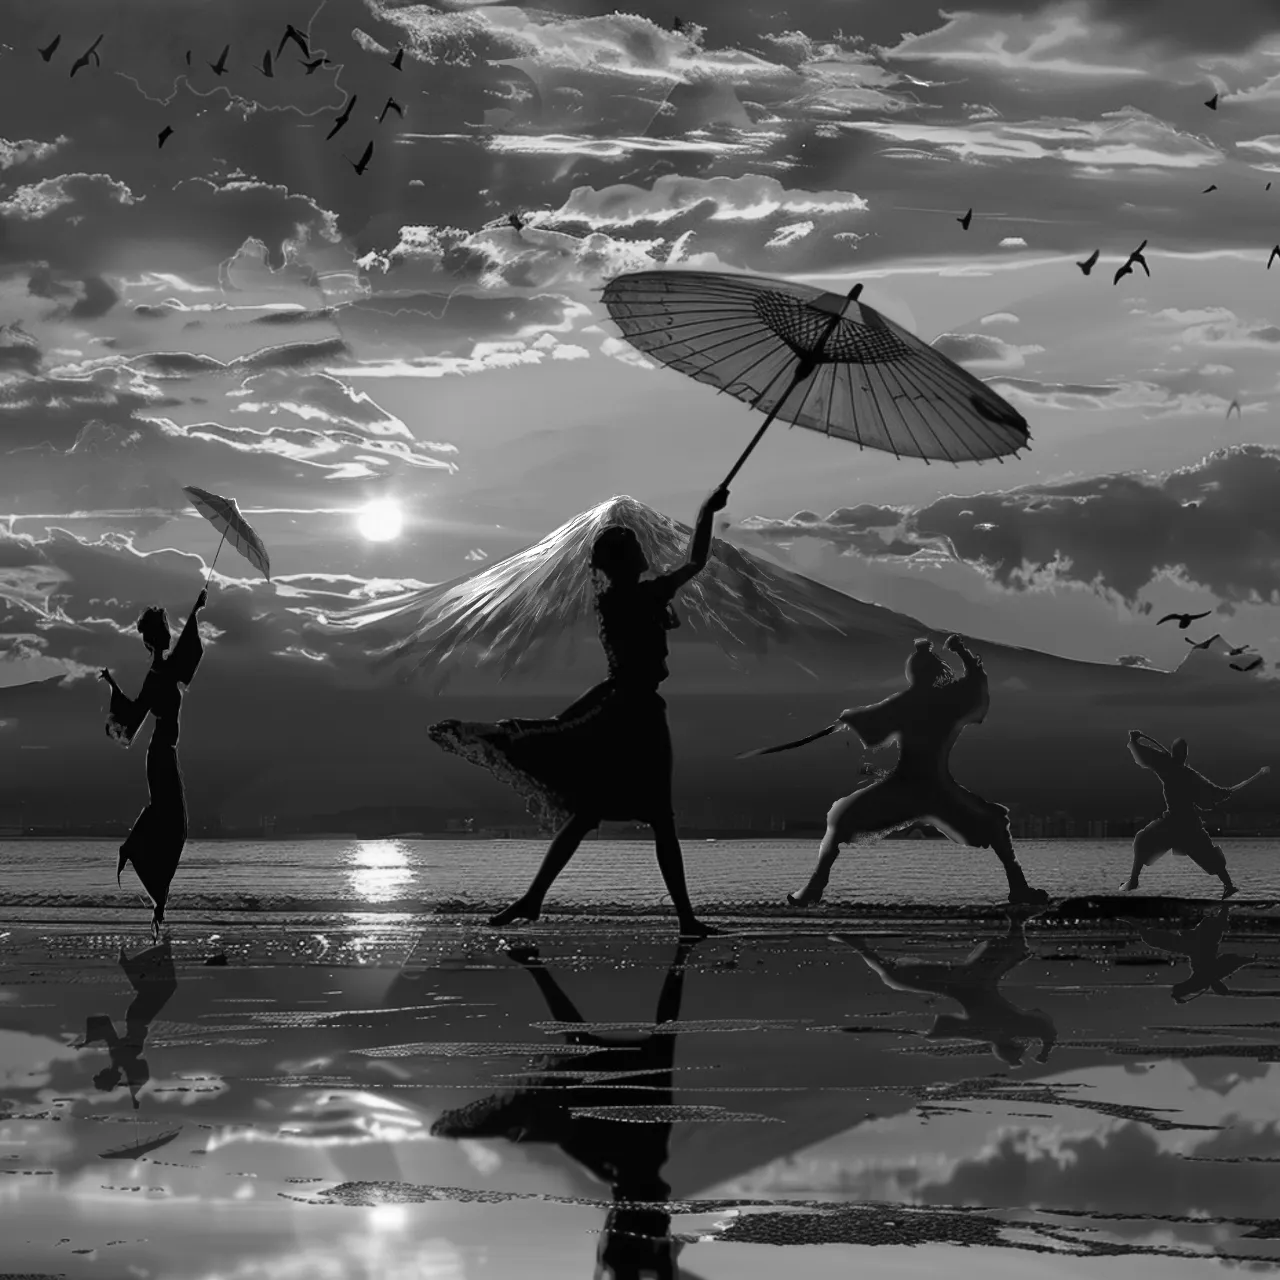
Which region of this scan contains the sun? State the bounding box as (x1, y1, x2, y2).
(356, 499, 404, 542)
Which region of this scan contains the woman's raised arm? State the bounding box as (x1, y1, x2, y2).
(653, 485, 730, 600)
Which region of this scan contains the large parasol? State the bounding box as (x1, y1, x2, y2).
(182, 485, 271, 585)
(600, 268, 1031, 488)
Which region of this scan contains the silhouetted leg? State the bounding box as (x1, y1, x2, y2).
(651, 813, 723, 937)
(928, 789, 1048, 905)
(789, 780, 916, 907)
(489, 812, 599, 926)
(1178, 834, 1235, 898)
(1123, 816, 1174, 891)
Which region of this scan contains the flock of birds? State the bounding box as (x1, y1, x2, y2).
(35, 24, 405, 175)
(1156, 611, 1264, 672)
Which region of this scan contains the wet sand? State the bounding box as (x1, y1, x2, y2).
(2, 914, 1280, 1278)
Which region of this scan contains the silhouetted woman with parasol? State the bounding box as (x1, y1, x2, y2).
(100, 484, 270, 938)
(777, 635, 1048, 908)
(431, 941, 700, 1280)
(100, 589, 207, 938)
(430, 487, 729, 937)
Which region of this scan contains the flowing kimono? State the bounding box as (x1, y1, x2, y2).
(429, 576, 683, 832)
(106, 611, 203, 925)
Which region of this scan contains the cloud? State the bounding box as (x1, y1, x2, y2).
(998, 237, 1027, 247)
(0, 136, 69, 170)
(740, 446, 1280, 608)
(930, 332, 1045, 372)
(765, 221, 816, 249)
(848, 108, 1222, 168)
(979, 313, 1020, 326)
(1147, 305, 1280, 349)
(548, 173, 868, 229)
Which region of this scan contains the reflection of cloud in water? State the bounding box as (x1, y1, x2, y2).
(343, 840, 413, 904)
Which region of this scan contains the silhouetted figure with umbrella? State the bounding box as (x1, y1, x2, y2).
(1122, 903, 1258, 1002)
(100, 486, 270, 937)
(833, 911, 1056, 1066)
(100, 589, 207, 938)
(772, 635, 1047, 908)
(431, 941, 702, 1278)
(76, 940, 178, 1111)
(1123, 730, 1268, 898)
(430, 488, 729, 938)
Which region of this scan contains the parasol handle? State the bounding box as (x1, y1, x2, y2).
(203, 530, 227, 590)
(716, 283, 863, 491)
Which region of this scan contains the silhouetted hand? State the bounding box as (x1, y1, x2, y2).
(98, 667, 114, 686)
(1129, 729, 1143, 742)
(704, 485, 730, 514)
(195, 589, 208, 611)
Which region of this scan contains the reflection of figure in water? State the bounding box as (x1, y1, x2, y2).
(75, 940, 178, 1107)
(1123, 730, 1269, 899)
(430, 489, 730, 938)
(833, 912, 1056, 1066)
(1125, 903, 1258, 1002)
(788, 635, 1048, 908)
(432, 941, 700, 1280)
(100, 589, 207, 938)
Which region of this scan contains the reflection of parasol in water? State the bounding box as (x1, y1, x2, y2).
(600, 268, 1032, 492)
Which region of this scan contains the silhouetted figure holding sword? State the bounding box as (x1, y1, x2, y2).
(749, 635, 1047, 909)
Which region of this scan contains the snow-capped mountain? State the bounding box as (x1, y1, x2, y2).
(321, 496, 1123, 695)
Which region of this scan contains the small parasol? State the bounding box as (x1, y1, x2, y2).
(182, 485, 271, 586)
(600, 268, 1031, 490)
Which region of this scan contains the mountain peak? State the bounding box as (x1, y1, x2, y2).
(332, 496, 863, 687)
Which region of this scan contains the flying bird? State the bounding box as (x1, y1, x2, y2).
(346, 140, 374, 176)
(957, 208, 973, 230)
(1269, 245, 1280, 269)
(157, 125, 174, 148)
(1232, 657, 1264, 672)
(1226, 643, 1252, 656)
(1076, 249, 1100, 275)
(507, 211, 526, 231)
(1185, 634, 1222, 651)
(277, 24, 309, 59)
(299, 56, 328, 74)
(70, 34, 104, 77)
(1114, 239, 1149, 286)
(257, 49, 274, 77)
(673, 16, 685, 31)
(326, 96, 356, 140)
(37, 35, 61, 62)
(1158, 610, 1212, 629)
(1268, 182, 1273, 191)
(1202, 184, 1218, 194)
(378, 96, 403, 123)
(390, 46, 404, 70)
(185, 50, 191, 66)
(1226, 399, 1242, 420)
(209, 44, 230, 76)
(1205, 92, 1219, 109)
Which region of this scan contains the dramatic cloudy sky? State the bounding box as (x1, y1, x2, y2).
(5, 0, 1280, 692)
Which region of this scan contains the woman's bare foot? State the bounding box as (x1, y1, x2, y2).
(1119, 878, 1140, 893)
(488, 897, 542, 927)
(677, 918, 726, 939)
(786, 878, 827, 908)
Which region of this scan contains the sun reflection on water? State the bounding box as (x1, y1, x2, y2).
(343, 840, 413, 904)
